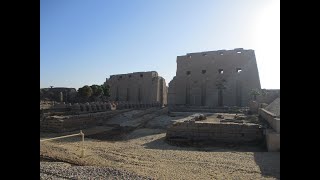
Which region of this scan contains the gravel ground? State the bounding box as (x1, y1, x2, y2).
(41, 127, 280, 179)
(40, 162, 153, 180)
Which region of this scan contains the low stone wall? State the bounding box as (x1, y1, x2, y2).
(259, 108, 280, 133)
(166, 121, 264, 145)
(125, 107, 168, 129)
(132, 107, 159, 118)
(40, 109, 131, 132)
(40, 104, 54, 110)
(116, 102, 162, 110)
(168, 111, 214, 117)
(40, 101, 55, 109)
(41, 101, 162, 114)
(168, 105, 248, 113)
(256, 89, 280, 104)
(258, 108, 280, 152)
(265, 129, 280, 151)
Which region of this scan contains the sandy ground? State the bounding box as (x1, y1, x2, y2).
(40, 126, 280, 179)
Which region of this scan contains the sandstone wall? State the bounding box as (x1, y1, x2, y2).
(168, 48, 261, 108)
(256, 89, 280, 104)
(258, 106, 280, 152)
(259, 108, 280, 133)
(106, 71, 167, 105)
(166, 121, 263, 144)
(265, 129, 280, 152)
(41, 101, 162, 114)
(40, 110, 131, 133)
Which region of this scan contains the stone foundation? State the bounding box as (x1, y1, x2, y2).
(166, 121, 264, 145)
(168, 105, 249, 113)
(259, 108, 280, 133)
(265, 129, 280, 152)
(40, 109, 131, 132)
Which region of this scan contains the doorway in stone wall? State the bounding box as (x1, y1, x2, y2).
(236, 82, 242, 106)
(193, 95, 201, 106)
(138, 87, 141, 103)
(186, 82, 190, 105)
(201, 83, 206, 106)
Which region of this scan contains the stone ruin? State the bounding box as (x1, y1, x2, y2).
(257, 89, 280, 104)
(40, 87, 77, 102)
(40, 48, 279, 152)
(40, 110, 131, 133)
(258, 98, 280, 151)
(41, 101, 162, 113)
(163, 47, 279, 149)
(106, 71, 167, 106)
(168, 48, 261, 111)
(166, 113, 264, 146)
(40, 101, 163, 133)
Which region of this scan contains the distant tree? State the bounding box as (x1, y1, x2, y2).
(101, 84, 110, 97)
(78, 85, 93, 99)
(90, 84, 104, 97)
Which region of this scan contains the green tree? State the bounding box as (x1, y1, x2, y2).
(78, 85, 93, 99)
(101, 84, 110, 97)
(90, 84, 104, 97)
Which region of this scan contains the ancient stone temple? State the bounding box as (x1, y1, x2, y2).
(168, 48, 261, 108)
(106, 71, 167, 105)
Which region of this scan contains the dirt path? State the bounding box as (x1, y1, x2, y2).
(40, 128, 279, 180)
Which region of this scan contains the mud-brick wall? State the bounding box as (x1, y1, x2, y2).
(166, 122, 264, 144)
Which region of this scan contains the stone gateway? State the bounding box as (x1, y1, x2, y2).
(106, 71, 167, 106)
(168, 48, 261, 108)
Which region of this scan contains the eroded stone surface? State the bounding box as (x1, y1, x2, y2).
(106, 71, 167, 106)
(168, 49, 261, 108)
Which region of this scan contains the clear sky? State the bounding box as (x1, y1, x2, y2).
(40, 0, 280, 90)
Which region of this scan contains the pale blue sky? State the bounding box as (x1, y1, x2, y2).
(40, 0, 280, 89)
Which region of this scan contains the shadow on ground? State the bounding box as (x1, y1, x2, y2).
(40, 114, 190, 142)
(79, 115, 189, 141)
(143, 136, 266, 152)
(254, 152, 280, 179)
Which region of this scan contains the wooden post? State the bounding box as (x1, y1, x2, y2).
(80, 130, 85, 157)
